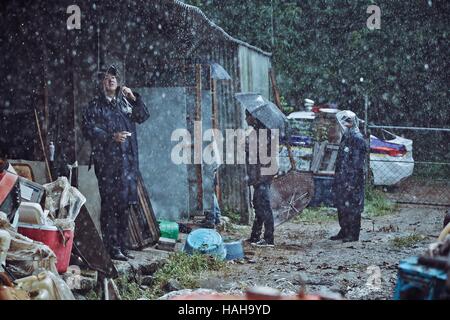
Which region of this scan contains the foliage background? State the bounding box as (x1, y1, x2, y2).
(185, 0, 449, 161)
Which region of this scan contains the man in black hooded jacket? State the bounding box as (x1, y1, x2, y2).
(81, 65, 150, 261)
(330, 110, 367, 243)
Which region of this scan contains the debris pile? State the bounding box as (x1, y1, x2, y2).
(0, 171, 84, 300)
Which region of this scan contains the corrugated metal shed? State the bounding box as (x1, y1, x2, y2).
(0, 0, 273, 222)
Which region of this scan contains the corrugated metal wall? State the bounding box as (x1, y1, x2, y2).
(238, 46, 272, 98)
(207, 42, 250, 221)
(0, 0, 272, 224)
(205, 41, 272, 222)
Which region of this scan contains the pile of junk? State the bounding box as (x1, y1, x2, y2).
(394, 221, 450, 300)
(0, 160, 85, 300)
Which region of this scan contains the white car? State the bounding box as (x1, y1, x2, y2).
(369, 130, 414, 186)
(280, 111, 414, 186)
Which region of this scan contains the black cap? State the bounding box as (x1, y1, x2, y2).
(98, 64, 120, 81)
(106, 65, 118, 76)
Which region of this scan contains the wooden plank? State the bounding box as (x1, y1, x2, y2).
(326, 150, 339, 172)
(313, 142, 319, 161)
(311, 142, 327, 173)
(33, 109, 52, 182)
(269, 68, 282, 110)
(124, 173, 161, 250)
(144, 186, 159, 236)
(269, 69, 296, 170)
(317, 170, 336, 176)
(137, 176, 160, 238)
(128, 206, 146, 249)
(195, 64, 203, 212)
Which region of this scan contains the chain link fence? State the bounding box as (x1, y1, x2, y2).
(277, 116, 450, 208)
(367, 125, 450, 207)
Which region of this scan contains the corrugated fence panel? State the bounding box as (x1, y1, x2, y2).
(238, 46, 272, 98)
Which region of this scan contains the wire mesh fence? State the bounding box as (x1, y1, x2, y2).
(367, 126, 450, 207)
(277, 123, 450, 208)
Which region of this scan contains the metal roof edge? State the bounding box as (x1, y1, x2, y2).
(172, 0, 272, 57)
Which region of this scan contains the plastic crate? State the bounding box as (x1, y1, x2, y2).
(309, 175, 335, 207)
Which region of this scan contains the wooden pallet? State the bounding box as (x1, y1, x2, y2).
(311, 142, 339, 174)
(127, 174, 160, 249)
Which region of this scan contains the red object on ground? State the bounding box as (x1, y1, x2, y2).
(18, 223, 74, 273)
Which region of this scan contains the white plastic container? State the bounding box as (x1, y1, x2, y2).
(18, 202, 46, 225)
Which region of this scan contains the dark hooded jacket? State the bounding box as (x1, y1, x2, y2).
(333, 129, 367, 213)
(81, 87, 149, 205)
(245, 120, 277, 187)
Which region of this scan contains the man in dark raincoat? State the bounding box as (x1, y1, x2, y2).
(245, 111, 277, 247)
(81, 65, 150, 261)
(331, 110, 367, 242)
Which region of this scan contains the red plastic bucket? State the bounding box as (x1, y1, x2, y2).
(18, 223, 74, 273)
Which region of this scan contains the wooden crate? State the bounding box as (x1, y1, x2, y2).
(311, 143, 339, 174)
(127, 174, 160, 249)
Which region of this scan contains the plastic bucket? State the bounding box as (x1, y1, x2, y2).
(183, 229, 226, 260)
(18, 223, 74, 274)
(158, 220, 179, 240)
(224, 241, 244, 260)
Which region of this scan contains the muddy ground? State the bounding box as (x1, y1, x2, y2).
(196, 205, 446, 300)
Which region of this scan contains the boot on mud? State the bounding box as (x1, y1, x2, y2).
(342, 237, 359, 243)
(329, 231, 345, 241)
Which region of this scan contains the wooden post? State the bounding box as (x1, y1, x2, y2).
(269, 68, 296, 171)
(364, 94, 370, 182)
(66, 29, 78, 187)
(42, 56, 49, 163)
(36, 27, 51, 182)
(34, 109, 53, 182)
(195, 64, 203, 212)
(210, 66, 222, 204)
(269, 68, 282, 110)
(364, 94, 369, 136)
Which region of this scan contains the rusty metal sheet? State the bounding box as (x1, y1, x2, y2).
(74, 206, 118, 278)
(270, 171, 314, 226)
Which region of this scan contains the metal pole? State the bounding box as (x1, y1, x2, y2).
(271, 0, 275, 48)
(363, 92, 370, 182)
(195, 64, 203, 213)
(364, 94, 369, 136)
(370, 159, 450, 166)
